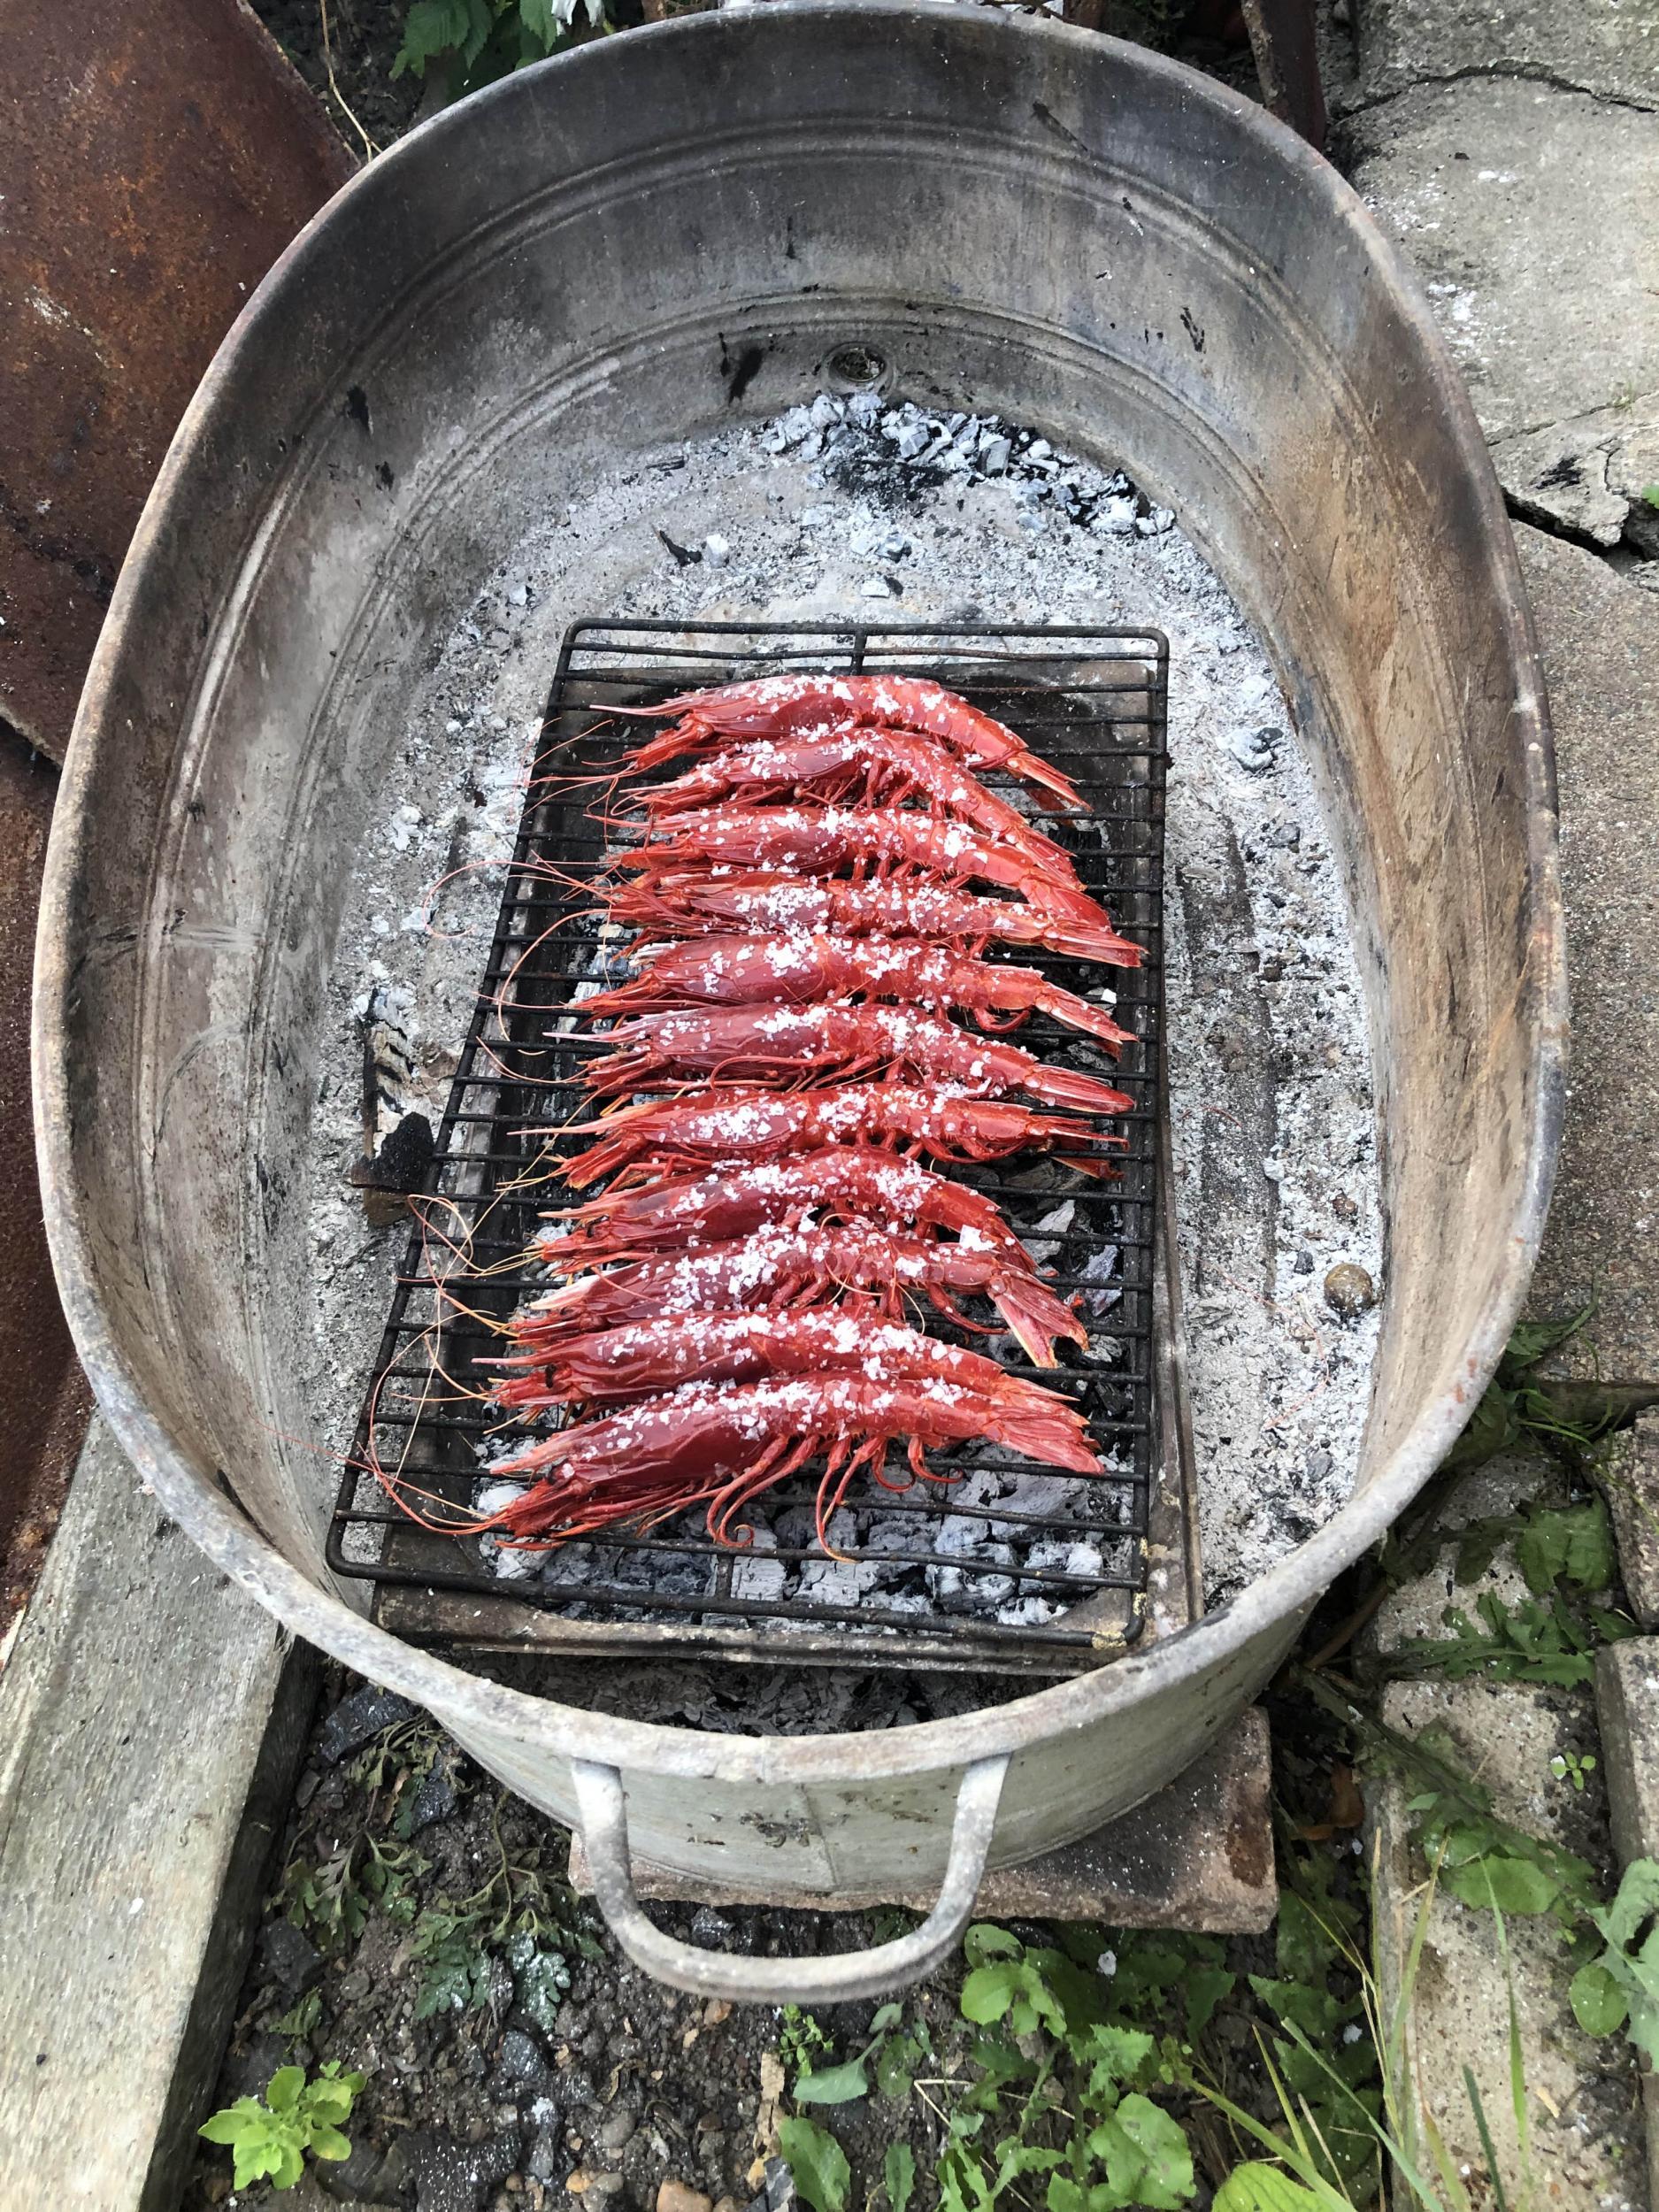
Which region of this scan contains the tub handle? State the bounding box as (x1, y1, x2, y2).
(571, 1753, 1011, 2003)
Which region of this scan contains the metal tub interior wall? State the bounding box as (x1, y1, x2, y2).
(35, 2, 1563, 1947)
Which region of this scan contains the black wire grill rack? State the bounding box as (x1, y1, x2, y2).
(327, 619, 1170, 1675)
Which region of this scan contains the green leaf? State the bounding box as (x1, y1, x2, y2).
(1570, 1960, 1629, 2038)
(1088, 2094, 1196, 2209)
(965, 1923, 1023, 1964)
(1442, 1854, 1561, 1916)
(1442, 1385, 1522, 1471)
(1582, 1860, 1659, 2062)
(1502, 1307, 1591, 1377)
(1212, 2165, 1329, 2211)
(271, 2139, 306, 2190)
(393, 0, 474, 77)
(995, 2141, 1064, 2190)
(780, 2116, 851, 2212)
(961, 1962, 1024, 2025)
(1079, 2022, 1156, 2107)
(1597, 1857, 1659, 1946)
(511, 1938, 572, 2038)
(265, 2066, 304, 2114)
(795, 2055, 873, 2107)
(232, 2136, 282, 2189)
(1274, 1893, 1336, 1985)
(518, 0, 572, 51)
(885, 2141, 917, 2212)
(1181, 1963, 1235, 2041)
(310, 2125, 353, 2162)
(199, 2102, 260, 2145)
(1516, 1502, 1615, 1595)
(875, 2025, 927, 2101)
(1247, 1976, 1348, 2043)
(414, 1927, 493, 2019)
(1644, 485, 1659, 511)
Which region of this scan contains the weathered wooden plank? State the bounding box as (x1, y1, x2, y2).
(0, 1420, 318, 2212)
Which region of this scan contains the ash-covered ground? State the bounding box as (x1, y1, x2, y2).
(303, 390, 1383, 1681)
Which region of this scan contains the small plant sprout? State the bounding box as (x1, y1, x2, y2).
(1549, 1749, 1596, 1793)
(199, 2061, 366, 2193)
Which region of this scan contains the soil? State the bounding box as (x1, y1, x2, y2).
(250, 0, 426, 156)
(180, 1663, 1302, 2212)
(177, 1671, 1053, 2212)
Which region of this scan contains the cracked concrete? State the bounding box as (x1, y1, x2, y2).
(1347, 79, 1659, 441)
(1495, 403, 1659, 554)
(1346, 73, 1659, 570)
(1348, 19, 1659, 2193)
(1370, 1461, 1647, 2208)
(1517, 526, 1659, 1379)
(1348, 0, 1659, 118)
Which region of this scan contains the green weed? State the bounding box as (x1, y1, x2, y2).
(395, 0, 605, 104)
(199, 2061, 365, 2193)
(406, 1794, 588, 2023)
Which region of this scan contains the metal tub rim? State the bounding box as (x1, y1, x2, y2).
(33, 4, 1565, 1796)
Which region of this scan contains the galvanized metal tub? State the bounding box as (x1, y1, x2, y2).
(34, 2, 1565, 2000)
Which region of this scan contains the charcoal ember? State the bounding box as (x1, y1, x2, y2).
(489, 2027, 549, 2097)
(927, 1534, 1016, 1611)
(728, 1531, 786, 1603)
(318, 2139, 396, 2202)
(219, 2030, 292, 2104)
(258, 1917, 323, 1996)
(403, 1746, 464, 1834)
(408, 2126, 520, 2212)
(317, 1684, 419, 1765)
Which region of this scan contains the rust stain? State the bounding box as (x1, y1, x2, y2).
(0, 0, 354, 758)
(0, 745, 93, 1630)
(1223, 1740, 1275, 1891)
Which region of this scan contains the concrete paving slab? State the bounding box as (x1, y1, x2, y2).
(1595, 1638, 1659, 2211)
(1513, 526, 1659, 1378)
(0, 1419, 318, 2212)
(1350, 0, 1659, 117)
(1373, 1675, 1647, 2207)
(1603, 1417, 1659, 1633)
(1369, 1452, 1647, 2203)
(1597, 1636, 1659, 1875)
(1348, 81, 1659, 553)
(1494, 405, 1659, 553)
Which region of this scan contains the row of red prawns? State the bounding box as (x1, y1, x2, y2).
(458, 673, 1141, 1561)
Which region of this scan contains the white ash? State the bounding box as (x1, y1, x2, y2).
(302, 386, 1382, 1623)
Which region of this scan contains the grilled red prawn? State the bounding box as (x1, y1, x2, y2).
(579, 932, 1133, 1048)
(580, 1003, 1134, 1113)
(479, 1374, 1102, 1553)
(635, 726, 1078, 879)
(612, 672, 1086, 811)
(626, 806, 1110, 929)
(606, 871, 1142, 968)
(502, 1228, 1086, 1369)
(498, 1308, 1087, 1411)
(561, 1083, 1119, 1188)
(537, 1147, 1032, 1269)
